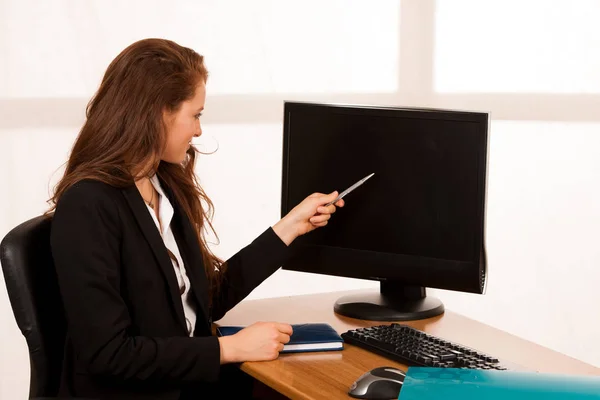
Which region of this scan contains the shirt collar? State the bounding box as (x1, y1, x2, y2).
(148, 174, 174, 235)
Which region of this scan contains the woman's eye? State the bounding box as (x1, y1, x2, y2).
(195, 113, 203, 119)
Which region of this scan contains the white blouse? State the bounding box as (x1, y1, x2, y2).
(145, 175, 197, 337)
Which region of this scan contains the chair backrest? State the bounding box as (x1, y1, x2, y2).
(1, 214, 66, 398)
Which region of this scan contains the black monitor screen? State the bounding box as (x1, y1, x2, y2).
(282, 103, 488, 269)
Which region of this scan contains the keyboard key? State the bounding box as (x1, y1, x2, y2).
(440, 353, 456, 361)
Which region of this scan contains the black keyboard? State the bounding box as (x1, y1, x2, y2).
(342, 324, 509, 370)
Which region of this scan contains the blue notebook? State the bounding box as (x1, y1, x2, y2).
(399, 367, 600, 400)
(216, 323, 344, 353)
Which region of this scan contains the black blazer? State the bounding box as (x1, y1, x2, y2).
(50, 179, 292, 399)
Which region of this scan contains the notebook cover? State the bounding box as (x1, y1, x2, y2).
(399, 367, 600, 400)
(216, 323, 343, 353)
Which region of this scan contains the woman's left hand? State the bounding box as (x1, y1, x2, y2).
(272, 191, 345, 246)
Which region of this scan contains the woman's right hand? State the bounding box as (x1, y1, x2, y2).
(218, 321, 293, 363)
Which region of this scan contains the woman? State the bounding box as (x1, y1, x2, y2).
(49, 38, 344, 399)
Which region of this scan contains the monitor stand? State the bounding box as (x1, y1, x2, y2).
(333, 281, 444, 321)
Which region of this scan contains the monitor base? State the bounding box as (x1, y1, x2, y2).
(333, 283, 444, 321)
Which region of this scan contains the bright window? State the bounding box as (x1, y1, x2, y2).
(434, 0, 600, 93)
(0, 0, 400, 98)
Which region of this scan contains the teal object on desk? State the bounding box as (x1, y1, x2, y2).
(399, 367, 600, 399)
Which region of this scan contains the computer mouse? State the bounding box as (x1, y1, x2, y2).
(348, 366, 405, 399)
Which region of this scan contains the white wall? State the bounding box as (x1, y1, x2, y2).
(2, 1, 600, 398)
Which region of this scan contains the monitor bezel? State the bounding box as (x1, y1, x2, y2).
(280, 101, 489, 294)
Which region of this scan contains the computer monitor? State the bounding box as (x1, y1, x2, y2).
(280, 101, 489, 321)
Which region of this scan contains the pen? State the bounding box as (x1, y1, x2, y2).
(326, 173, 375, 206)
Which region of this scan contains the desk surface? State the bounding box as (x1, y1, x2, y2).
(216, 289, 600, 400)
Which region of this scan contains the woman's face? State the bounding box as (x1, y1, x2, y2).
(162, 81, 206, 164)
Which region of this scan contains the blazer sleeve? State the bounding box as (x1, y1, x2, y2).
(211, 227, 293, 321)
(51, 181, 222, 384)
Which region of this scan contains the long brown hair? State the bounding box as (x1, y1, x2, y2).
(48, 38, 225, 297)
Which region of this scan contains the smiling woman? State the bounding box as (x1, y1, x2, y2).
(42, 38, 344, 400)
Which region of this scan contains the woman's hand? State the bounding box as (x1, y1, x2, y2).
(218, 321, 293, 363)
(272, 191, 345, 245)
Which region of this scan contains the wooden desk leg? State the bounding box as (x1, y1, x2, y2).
(252, 379, 290, 400)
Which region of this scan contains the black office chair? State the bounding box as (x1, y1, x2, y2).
(1, 214, 67, 399)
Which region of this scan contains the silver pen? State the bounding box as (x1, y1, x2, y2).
(326, 173, 375, 206)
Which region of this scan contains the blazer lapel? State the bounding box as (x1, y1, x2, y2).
(121, 185, 188, 333)
(170, 209, 211, 331)
(158, 180, 211, 331)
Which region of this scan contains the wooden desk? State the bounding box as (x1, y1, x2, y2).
(216, 290, 600, 400)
